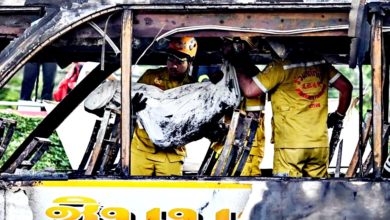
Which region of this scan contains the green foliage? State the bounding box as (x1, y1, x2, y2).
(0, 72, 23, 109)
(0, 112, 71, 171)
(332, 65, 372, 115)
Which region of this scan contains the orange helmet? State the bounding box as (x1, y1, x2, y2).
(168, 37, 198, 60)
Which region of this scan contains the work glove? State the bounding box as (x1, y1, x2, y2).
(222, 38, 251, 67)
(198, 70, 224, 84)
(209, 70, 224, 84)
(132, 93, 147, 113)
(327, 111, 344, 128)
(205, 122, 229, 143)
(222, 38, 259, 77)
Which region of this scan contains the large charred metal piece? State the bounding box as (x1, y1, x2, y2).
(212, 110, 258, 176)
(84, 107, 121, 176)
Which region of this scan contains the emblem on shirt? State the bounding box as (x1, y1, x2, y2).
(153, 77, 164, 89)
(294, 69, 326, 101)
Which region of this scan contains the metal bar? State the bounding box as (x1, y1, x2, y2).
(371, 13, 383, 178)
(347, 0, 367, 68)
(85, 109, 111, 175)
(198, 142, 217, 176)
(329, 119, 343, 163)
(22, 138, 51, 169)
(231, 117, 252, 167)
(346, 111, 372, 177)
(0, 121, 6, 154)
(4, 138, 39, 173)
(233, 118, 258, 176)
(335, 140, 343, 178)
(358, 64, 364, 177)
(348, 0, 366, 38)
(77, 120, 101, 173)
(213, 111, 241, 176)
(124, 3, 351, 10)
(362, 151, 373, 176)
(0, 119, 16, 159)
(382, 31, 389, 167)
(98, 112, 121, 175)
(88, 21, 121, 55)
(381, 124, 390, 176)
(121, 9, 132, 176)
(133, 11, 349, 38)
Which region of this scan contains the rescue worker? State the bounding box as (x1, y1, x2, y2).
(225, 39, 353, 177)
(131, 36, 201, 176)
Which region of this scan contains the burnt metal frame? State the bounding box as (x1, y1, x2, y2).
(0, 2, 388, 179)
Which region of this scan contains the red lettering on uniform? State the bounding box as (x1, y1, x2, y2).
(302, 81, 323, 89)
(309, 103, 321, 108)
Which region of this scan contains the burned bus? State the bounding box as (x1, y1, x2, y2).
(0, 0, 388, 219)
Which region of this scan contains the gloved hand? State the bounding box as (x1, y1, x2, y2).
(198, 71, 224, 84)
(222, 38, 250, 67)
(327, 111, 344, 128)
(209, 70, 224, 84)
(205, 122, 229, 143)
(222, 38, 259, 78)
(132, 93, 147, 112)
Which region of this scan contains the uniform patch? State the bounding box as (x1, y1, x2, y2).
(153, 77, 164, 89)
(294, 69, 325, 100)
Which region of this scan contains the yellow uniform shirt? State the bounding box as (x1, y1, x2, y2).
(253, 59, 340, 149)
(132, 67, 193, 162)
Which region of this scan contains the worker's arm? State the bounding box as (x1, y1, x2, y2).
(222, 39, 266, 98)
(327, 74, 353, 128)
(332, 74, 353, 115)
(235, 65, 265, 98)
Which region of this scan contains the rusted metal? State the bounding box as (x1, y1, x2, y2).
(0, 6, 43, 38)
(346, 111, 372, 177)
(0, 5, 121, 88)
(213, 111, 257, 176)
(133, 11, 349, 38)
(371, 12, 384, 178)
(20, 138, 51, 170)
(121, 9, 132, 176)
(3, 137, 50, 173)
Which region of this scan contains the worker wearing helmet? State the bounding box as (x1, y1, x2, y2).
(131, 37, 201, 176)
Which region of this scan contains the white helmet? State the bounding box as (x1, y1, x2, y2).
(267, 39, 291, 60)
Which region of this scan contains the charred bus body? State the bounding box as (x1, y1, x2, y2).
(0, 0, 388, 219)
